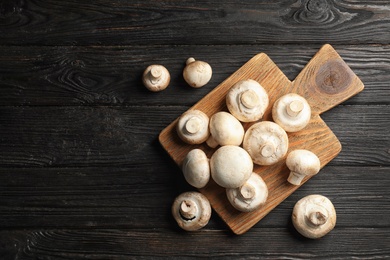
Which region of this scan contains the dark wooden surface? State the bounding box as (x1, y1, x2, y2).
(0, 0, 389, 259)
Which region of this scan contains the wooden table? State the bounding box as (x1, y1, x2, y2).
(0, 1, 389, 258)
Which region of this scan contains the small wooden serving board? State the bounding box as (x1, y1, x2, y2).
(159, 44, 364, 235)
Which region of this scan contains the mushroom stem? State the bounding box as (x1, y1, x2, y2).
(286, 100, 304, 117)
(307, 211, 328, 226)
(287, 171, 305, 185)
(149, 66, 162, 82)
(239, 182, 256, 200)
(185, 116, 202, 134)
(240, 89, 259, 109)
(186, 57, 196, 65)
(260, 143, 276, 158)
(179, 200, 198, 220)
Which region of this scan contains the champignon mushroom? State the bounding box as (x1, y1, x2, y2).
(226, 173, 268, 212)
(209, 111, 245, 146)
(182, 149, 210, 189)
(172, 191, 211, 231)
(142, 64, 170, 92)
(210, 145, 253, 188)
(272, 93, 311, 132)
(226, 79, 269, 122)
(292, 194, 336, 239)
(286, 149, 321, 185)
(183, 58, 212, 88)
(176, 110, 210, 144)
(243, 121, 289, 165)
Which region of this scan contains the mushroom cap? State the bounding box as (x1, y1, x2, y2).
(286, 149, 321, 185)
(243, 121, 289, 165)
(142, 64, 170, 92)
(183, 58, 212, 88)
(226, 173, 268, 212)
(209, 111, 245, 146)
(272, 93, 311, 132)
(176, 110, 210, 144)
(210, 145, 253, 188)
(172, 191, 212, 231)
(182, 149, 210, 189)
(292, 194, 336, 239)
(226, 79, 269, 122)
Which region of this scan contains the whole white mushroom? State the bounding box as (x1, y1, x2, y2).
(292, 194, 336, 239)
(208, 111, 245, 147)
(210, 145, 253, 188)
(226, 173, 268, 212)
(226, 79, 269, 122)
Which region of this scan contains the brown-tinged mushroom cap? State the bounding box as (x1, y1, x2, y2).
(210, 145, 253, 188)
(272, 93, 311, 132)
(286, 149, 321, 185)
(226, 79, 269, 122)
(142, 64, 170, 92)
(243, 121, 289, 165)
(226, 173, 268, 212)
(172, 191, 212, 231)
(292, 194, 336, 239)
(183, 58, 212, 88)
(209, 111, 245, 146)
(176, 109, 210, 144)
(182, 149, 210, 189)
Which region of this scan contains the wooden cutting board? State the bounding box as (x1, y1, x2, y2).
(159, 44, 364, 235)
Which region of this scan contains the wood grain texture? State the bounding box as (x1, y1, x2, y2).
(0, 227, 389, 259)
(159, 45, 364, 234)
(0, 44, 388, 106)
(0, 0, 389, 46)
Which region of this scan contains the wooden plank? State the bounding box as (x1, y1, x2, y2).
(0, 1, 389, 45)
(159, 45, 364, 234)
(0, 166, 389, 229)
(0, 105, 388, 167)
(0, 45, 387, 106)
(0, 227, 389, 259)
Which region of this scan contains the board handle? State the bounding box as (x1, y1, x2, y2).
(292, 44, 364, 114)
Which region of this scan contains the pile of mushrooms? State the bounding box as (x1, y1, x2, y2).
(171, 77, 335, 238)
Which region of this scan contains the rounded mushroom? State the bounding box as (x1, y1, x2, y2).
(172, 191, 211, 231)
(142, 64, 170, 92)
(272, 93, 311, 132)
(182, 149, 210, 189)
(292, 194, 336, 239)
(183, 58, 212, 88)
(286, 149, 321, 185)
(209, 111, 245, 146)
(226, 173, 268, 212)
(210, 145, 253, 188)
(243, 121, 289, 165)
(176, 110, 210, 144)
(226, 79, 269, 122)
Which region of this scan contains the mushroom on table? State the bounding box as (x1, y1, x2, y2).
(183, 57, 212, 88)
(176, 109, 210, 144)
(272, 93, 311, 132)
(292, 194, 337, 239)
(182, 149, 210, 189)
(172, 191, 212, 231)
(226, 79, 269, 122)
(210, 145, 253, 188)
(208, 111, 245, 147)
(226, 173, 268, 212)
(142, 64, 170, 92)
(243, 121, 289, 165)
(286, 149, 321, 185)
